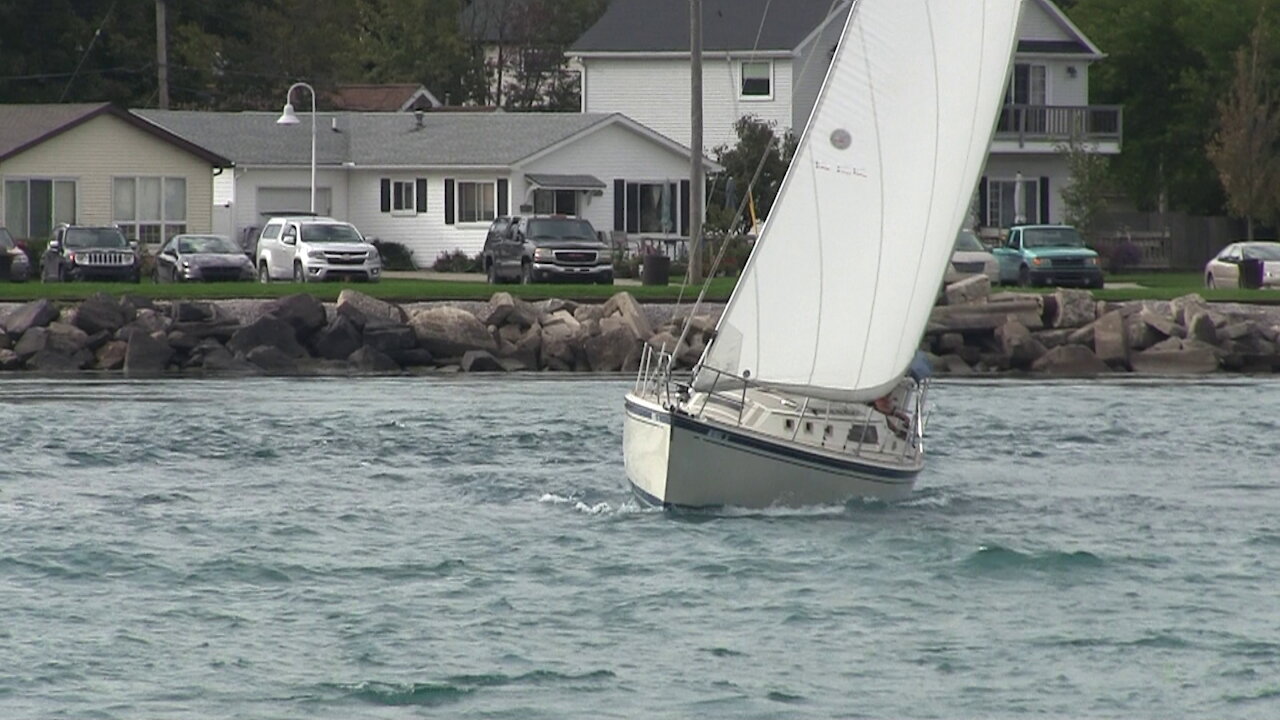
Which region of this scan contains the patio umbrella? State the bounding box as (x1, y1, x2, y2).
(1013, 171, 1026, 225)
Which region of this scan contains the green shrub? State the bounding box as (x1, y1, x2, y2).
(373, 239, 416, 270)
(431, 249, 482, 273)
(20, 237, 48, 269)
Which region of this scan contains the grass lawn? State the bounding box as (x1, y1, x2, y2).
(0, 277, 739, 304)
(991, 271, 1280, 305)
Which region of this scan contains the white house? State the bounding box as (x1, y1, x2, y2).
(571, 0, 1122, 231)
(136, 109, 717, 266)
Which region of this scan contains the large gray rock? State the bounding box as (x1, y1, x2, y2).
(1170, 294, 1208, 326)
(584, 324, 639, 372)
(337, 289, 406, 328)
(929, 298, 1043, 333)
(227, 315, 306, 358)
(94, 340, 128, 370)
(1048, 288, 1097, 329)
(264, 293, 326, 340)
(347, 345, 399, 373)
(26, 349, 90, 373)
(1130, 347, 1219, 375)
(996, 317, 1047, 368)
(0, 348, 20, 370)
(312, 315, 363, 360)
(1093, 311, 1128, 366)
(169, 300, 219, 323)
(409, 306, 497, 358)
(1185, 311, 1219, 346)
(601, 292, 654, 340)
(944, 274, 991, 306)
(1031, 345, 1110, 376)
(46, 322, 90, 355)
(123, 332, 173, 377)
(362, 323, 417, 360)
(171, 319, 241, 343)
(246, 345, 299, 374)
(460, 349, 504, 372)
(1032, 328, 1075, 349)
(201, 345, 261, 375)
(540, 321, 579, 367)
(117, 309, 173, 341)
(74, 293, 127, 335)
(3, 299, 58, 337)
(13, 327, 49, 359)
(0, 332, 9, 351)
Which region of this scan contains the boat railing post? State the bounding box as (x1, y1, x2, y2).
(737, 369, 750, 426)
(854, 406, 873, 457)
(790, 397, 810, 442)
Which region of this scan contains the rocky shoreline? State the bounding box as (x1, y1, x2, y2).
(2, 277, 1279, 378)
(0, 290, 719, 377)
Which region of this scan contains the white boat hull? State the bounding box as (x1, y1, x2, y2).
(623, 393, 918, 509)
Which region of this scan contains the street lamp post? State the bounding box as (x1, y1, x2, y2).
(277, 82, 316, 214)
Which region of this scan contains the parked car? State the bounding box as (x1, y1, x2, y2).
(154, 234, 256, 283)
(255, 216, 381, 283)
(1204, 241, 1280, 289)
(41, 224, 141, 283)
(482, 215, 612, 284)
(946, 229, 999, 284)
(992, 224, 1104, 288)
(0, 227, 31, 282)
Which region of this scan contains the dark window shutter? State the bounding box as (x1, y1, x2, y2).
(415, 178, 427, 212)
(380, 179, 391, 213)
(680, 180, 691, 236)
(613, 179, 625, 232)
(444, 179, 455, 225)
(978, 176, 988, 227)
(497, 178, 509, 216)
(626, 183, 639, 234)
(1039, 176, 1050, 224)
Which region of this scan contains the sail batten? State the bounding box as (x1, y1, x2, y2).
(697, 0, 1024, 397)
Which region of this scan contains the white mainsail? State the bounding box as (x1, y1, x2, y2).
(697, 0, 1023, 402)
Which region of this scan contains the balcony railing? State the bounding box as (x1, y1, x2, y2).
(994, 104, 1123, 146)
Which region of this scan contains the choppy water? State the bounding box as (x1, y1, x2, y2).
(2, 377, 1280, 719)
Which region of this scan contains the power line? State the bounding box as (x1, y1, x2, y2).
(0, 65, 151, 82)
(59, 0, 119, 101)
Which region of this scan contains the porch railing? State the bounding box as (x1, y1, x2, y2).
(995, 104, 1123, 145)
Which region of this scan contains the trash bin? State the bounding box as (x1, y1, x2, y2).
(1240, 258, 1264, 289)
(641, 254, 671, 286)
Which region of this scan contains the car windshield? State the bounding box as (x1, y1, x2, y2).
(1242, 244, 1280, 261)
(178, 236, 241, 254)
(65, 227, 128, 249)
(1023, 227, 1085, 248)
(526, 219, 596, 241)
(954, 230, 985, 252)
(300, 224, 363, 243)
(0, 228, 14, 250)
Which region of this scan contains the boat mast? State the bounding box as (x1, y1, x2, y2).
(689, 0, 704, 283)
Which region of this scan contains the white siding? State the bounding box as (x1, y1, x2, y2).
(981, 154, 1071, 225)
(582, 55, 794, 149)
(0, 113, 215, 234)
(213, 169, 234, 206)
(229, 167, 348, 246)
(1018, 0, 1074, 41)
(518, 121, 697, 237)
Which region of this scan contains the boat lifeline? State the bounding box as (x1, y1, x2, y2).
(623, 0, 1025, 508)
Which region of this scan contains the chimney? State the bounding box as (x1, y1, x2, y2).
(414, 109, 424, 129)
(331, 117, 339, 132)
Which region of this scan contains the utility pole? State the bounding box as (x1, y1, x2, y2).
(689, 0, 704, 283)
(156, 0, 169, 109)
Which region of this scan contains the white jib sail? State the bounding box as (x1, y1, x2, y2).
(697, 0, 1023, 403)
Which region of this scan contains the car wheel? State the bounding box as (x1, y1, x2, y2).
(258, 262, 271, 284)
(520, 262, 533, 285)
(293, 262, 305, 284)
(1017, 265, 1031, 287)
(597, 274, 614, 285)
(1206, 274, 1216, 289)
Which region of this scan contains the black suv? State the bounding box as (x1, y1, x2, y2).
(482, 215, 612, 284)
(42, 224, 141, 283)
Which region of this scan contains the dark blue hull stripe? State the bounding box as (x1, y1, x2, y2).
(624, 399, 919, 482)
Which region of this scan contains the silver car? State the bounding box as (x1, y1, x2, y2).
(154, 234, 255, 283)
(946, 229, 999, 284)
(1204, 242, 1280, 289)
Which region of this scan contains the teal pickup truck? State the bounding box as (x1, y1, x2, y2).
(992, 224, 1104, 288)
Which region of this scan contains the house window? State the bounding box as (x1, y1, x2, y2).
(1001, 63, 1048, 133)
(627, 182, 677, 234)
(532, 189, 578, 216)
(3, 178, 76, 239)
(987, 177, 1039, 229)
(741, 61, 772, 97)
(113, 177, 187, 247)
(458, 181, 497, 223)
(393, 180, 414, 212)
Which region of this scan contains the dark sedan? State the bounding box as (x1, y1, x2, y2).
(154, 234, 256, 283)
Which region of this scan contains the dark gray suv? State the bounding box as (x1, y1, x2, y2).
(42, 225, 141, 283)
(482, 216, 612, 285)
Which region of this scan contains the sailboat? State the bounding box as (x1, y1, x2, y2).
(623, 0, 1025, 508)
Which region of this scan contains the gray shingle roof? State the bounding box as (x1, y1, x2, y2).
(0, 103, 229, 165)
(571, 0, 850, 53)
(135, 110, 614, 167)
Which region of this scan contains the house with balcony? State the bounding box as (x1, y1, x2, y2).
(571, 0, 1121, 231)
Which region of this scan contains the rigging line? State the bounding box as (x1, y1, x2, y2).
(60, 0, 118, 102)
(897, 2, 944, 367)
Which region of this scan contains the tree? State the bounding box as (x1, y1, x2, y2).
(1207, 18, 1280, 240)
(1059, 139, 1112, 239)
(705, 116, 797, 234)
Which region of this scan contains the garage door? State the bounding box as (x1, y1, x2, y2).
(256, 187, 332, 217)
